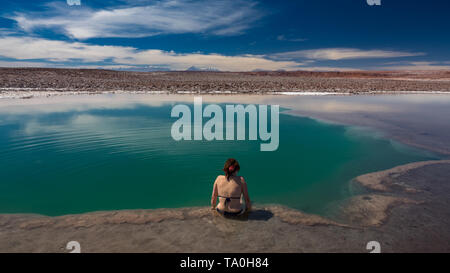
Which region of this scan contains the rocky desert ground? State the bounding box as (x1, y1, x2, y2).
(1, 68, 450, 95)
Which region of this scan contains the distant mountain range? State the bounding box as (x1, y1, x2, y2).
(115, 66, 221, 72)
(115, 66, 171, 72)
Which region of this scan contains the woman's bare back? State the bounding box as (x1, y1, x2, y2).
(211, 175, 251, 212)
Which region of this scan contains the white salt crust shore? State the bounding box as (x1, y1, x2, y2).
(2, 89, 450, 99)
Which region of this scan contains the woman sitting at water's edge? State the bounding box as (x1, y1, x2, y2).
(211, 158, 251, 216)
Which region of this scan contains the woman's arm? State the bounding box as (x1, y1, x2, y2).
(241, 177, 251, 211)
(210, 177, 219, 209)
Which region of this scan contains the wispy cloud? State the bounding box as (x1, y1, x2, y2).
(270, 48, 425, 61)
(0, 36, 303, 71)
(276, 35, 307, 42)
(10, 0, 263, 39)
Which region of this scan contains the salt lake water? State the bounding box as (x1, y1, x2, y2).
(0, 95, 438, 216)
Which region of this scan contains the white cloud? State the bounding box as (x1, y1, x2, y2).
(1, 36, 434, 72)
(0, 37, 136, 62)
(270, 48, 425, 61)
(0, 60, 49, 67)
(11, 0, 262, 39)
(0, 36, 303, 71)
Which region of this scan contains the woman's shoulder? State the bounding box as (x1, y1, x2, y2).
(237, 176, 246, 183)
(215, 175, 225, 182)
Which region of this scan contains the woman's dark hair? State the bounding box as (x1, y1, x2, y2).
(223, 158, 240, 181)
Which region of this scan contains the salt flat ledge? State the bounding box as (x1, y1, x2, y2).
(1, 160, 449, 252)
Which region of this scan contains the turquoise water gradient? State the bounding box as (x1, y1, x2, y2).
(0, 102, 437, 216)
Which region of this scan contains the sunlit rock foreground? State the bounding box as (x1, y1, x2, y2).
(1, 160, 449, 253)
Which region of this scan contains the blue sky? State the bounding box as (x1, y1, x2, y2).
(0, 0, 449, 71)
